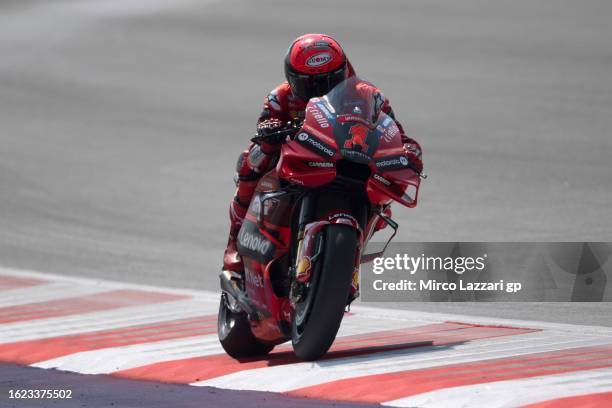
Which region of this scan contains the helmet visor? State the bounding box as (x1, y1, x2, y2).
(287, 65, 347, 101)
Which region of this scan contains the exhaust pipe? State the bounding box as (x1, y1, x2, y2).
(219, 270, 270, 320)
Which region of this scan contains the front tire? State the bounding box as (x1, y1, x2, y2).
(217, 294, 274, 358)
(291, 225, 358, 361)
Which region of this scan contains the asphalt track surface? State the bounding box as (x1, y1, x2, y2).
(1, 0, 612, 406)
(0, 363, 377, 408)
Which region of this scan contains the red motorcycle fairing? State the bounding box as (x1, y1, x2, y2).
(234, 77, 420, 346)
(235, 171, 294, 343)
(237, 177, 365, 343)
(277, 79, 420, 207)
(276, 102, 339, 188)
(294, 213, 362, 284)
(294, 213, 363, 301)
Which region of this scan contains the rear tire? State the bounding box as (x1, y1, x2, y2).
(217, 294, 274, 358)
(291, 225, 358, 361)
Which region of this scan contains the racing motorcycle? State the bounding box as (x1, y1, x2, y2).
(218, 76, 422, 361)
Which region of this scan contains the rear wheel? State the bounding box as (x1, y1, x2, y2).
(217, 294, 274, 358)
(291, 225, 358, 360)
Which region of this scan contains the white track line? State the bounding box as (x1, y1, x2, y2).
(0, 280, 110, 307)
(0, 267, 218, 301)
(34, 335, 224, 374)
(384, 367, 612, 408)
(33, 313, 428, 375)
(336, 313, 428, 337)
(194, 331, 612, 392)
(351, 305, 612, 337)
(4, 266, 610, 336)
(0, 299, 217, 343)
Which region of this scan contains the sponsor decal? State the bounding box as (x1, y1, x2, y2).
(373, 173, 392, 186)
(236, 220, 276, 262)
(245, 270, 264, 288)
(306, 53, 332, 67)
(344, 123, 370, 152)
(337, 114, 370, 125)
(351, 267, 360, 291)
(295, 132, 336, 158)
(381, 124, 399, 143)
(337, 121, 380, 164)
(238, 228, 272, 256)
(375, 155, 412, 171)
(295, 256, 312, 280)
(316, 102, 334, 119)
(307, 161, 334, 168)
(341, 149, 371, 163)
(306, 105, 330, 128)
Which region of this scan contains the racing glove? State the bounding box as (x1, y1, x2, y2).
(255, 118, 292, 154)
(258, 118, 288, 142)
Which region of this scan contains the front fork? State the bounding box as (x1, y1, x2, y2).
(289, 194, 364, 306)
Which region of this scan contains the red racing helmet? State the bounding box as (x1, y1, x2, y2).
(284, 34, 348, 101)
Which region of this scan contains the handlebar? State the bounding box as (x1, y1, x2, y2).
(250, 127, 298, 145)
(250, 119, 303, 145)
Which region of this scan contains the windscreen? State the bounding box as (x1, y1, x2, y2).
(322, 76, 383, 127)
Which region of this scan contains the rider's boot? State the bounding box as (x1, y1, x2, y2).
(222, 198, 248, 278)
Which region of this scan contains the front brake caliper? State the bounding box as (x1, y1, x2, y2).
(288, 266, 305, 304)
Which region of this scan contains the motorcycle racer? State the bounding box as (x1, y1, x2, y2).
(222, 33, 423, 277)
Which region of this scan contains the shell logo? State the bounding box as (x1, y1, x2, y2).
(351, 268, 360, 289)
(296, 256, 312, 278)
(306, 53, 332, 67)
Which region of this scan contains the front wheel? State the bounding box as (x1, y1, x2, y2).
(291, 224, 358, 361)
(217, 294, 274, 358)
